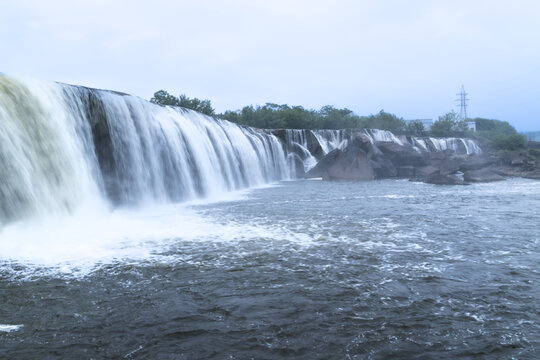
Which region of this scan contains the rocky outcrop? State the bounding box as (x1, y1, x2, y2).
(463, 168, 505, 182)
(306, 146, 374, 181)
(424, 173, 468, 185)
(303, 131, 540, 185)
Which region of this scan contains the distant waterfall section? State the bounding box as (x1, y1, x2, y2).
(0, 75, 481, 227)
(276, 128, 481, 175)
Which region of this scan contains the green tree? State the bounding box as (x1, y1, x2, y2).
(177, 95, 215, 116)
(365, 110, 406, 132)
(150, 90, 215, 116)
(491, 133, 527, 151)
(430, 111, 468, 137)
(150, 90, 180, 106)
(406, 121, 425, 136)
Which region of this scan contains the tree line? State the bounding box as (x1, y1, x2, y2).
(150, 90, 528, 151)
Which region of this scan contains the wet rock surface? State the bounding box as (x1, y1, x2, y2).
(304, 135, 540, 185)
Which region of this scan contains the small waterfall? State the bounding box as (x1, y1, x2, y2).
(364, 129, 404, 145)
(311, 129, 350, 153)
(425, 137, 481, 155)
(280, 129, 350, 172)
(280, 127, 482, 172)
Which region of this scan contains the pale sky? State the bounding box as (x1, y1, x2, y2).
(1, 0, 539, 131)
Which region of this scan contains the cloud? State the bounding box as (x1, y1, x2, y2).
(1, 0, 539, 130)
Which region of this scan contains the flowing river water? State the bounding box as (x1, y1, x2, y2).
(1, 178, 538, 359)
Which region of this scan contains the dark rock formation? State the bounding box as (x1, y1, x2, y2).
(376, 142, 427, 167)
(424, 173, 468, 185)
(306, 146, 374, 181)
(302, 130, 540, 185)
(459, 154, 496, 171)
(463, 168, 505, 182)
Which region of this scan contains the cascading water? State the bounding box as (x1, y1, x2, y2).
(281, 128, 482, 173)
(0, 74, 483, 228)
(0, 77, 103, 227)
(0, 75, 290, 227)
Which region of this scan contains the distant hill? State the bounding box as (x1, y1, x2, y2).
(523, 131, 540, 141)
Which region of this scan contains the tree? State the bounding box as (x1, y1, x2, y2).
(430, 111, 468, 137)
(491, 133, 527, 151)
(365, 110, 406, 132)
(177, 95, 215, 116)
(406, 121, 426, 136)
(150, 90, 180, 106)
(150, 90, 215, 116)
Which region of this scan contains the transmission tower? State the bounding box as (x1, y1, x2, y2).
(456, 85, 469, 120)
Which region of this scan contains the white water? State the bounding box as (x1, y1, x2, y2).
(0, 75, 291, 227)
(0, 324, 23, 333)
(0, 76, 103, 226)
(0, 75, 483, 275)
(0, 186, 316, 277)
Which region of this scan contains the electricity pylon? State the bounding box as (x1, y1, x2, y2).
(456, 85, 469, 120)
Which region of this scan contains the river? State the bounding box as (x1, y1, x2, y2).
(1, 178, 538, 359)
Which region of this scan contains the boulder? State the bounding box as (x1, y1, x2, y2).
(305, 145, 375, 181)
(325, 146, 374, 181)
(397, 166, 416, 178)
(522, 169, 540, 180)
(490, 165, 523, 177)
(376, 142, 427, 167)
(431, 155, 466, 175)
(370, 153, 397, 178)
(305, 149, 340, 178)
(351, 133, 374, 153)
(459, 154, 496, 171)
(415, 165, 440, 178)
(463, 168, 505, 182)
(425, 173, 468, 185)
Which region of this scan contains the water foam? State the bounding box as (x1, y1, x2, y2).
(0, 324, 23, 333)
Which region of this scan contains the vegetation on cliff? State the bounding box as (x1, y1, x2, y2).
(149, 90, 530, 152)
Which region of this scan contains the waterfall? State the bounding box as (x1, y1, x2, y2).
(279, 128, 482, 172)
(363, 129, 404, 145)
(0, 74, 483, 227)
(0, 75, 290, 227)
(426, 137, 481, 155)
(0, 77, 102, 226)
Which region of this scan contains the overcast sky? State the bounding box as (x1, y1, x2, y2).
(1, 0, 539, 131)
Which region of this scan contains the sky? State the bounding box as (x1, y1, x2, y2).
(0, 0, 539, 131)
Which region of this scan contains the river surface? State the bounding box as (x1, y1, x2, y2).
(1, 179, 539, 359)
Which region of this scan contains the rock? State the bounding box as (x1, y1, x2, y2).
(370, 153, 397, 178)
(490, 165, 523, 177)
(432, 155, 466, 175)
(463, 168, 505, 182)
(511, 158, 524, 166)
(351, 133, 373, 153)
(522, 169, 540, 180)
(397, 166, 416, 178)
(305, 149, 340, 178)
(459, 154, 496, 171)
(305, 145, 375, 181)
(376, 142, 427, 167)
(325, 146, 374, 181)
(425, 173, 468, 185)
(415, 165, 440, 178)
